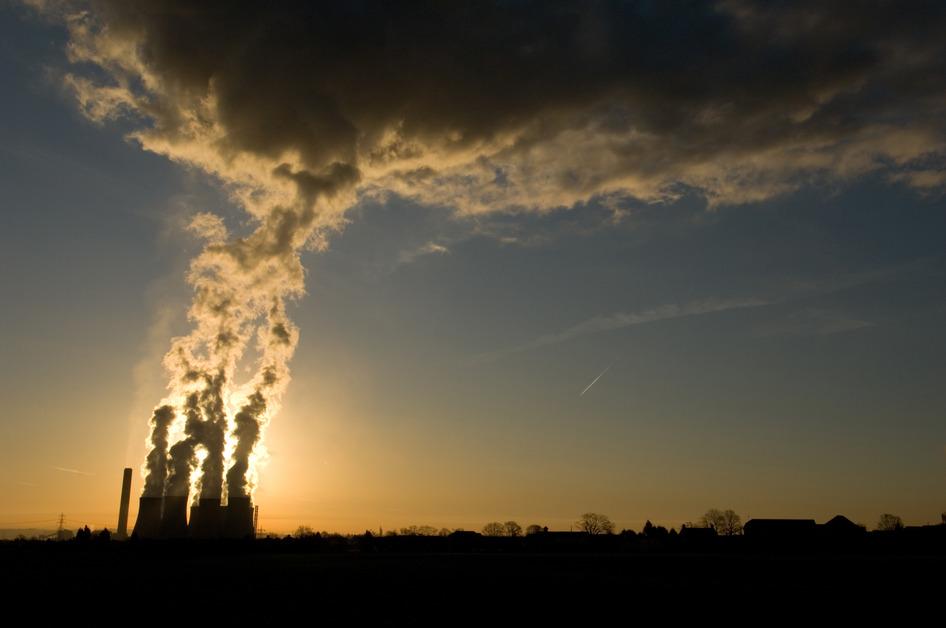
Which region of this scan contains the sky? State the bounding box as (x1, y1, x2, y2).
(1, 1, 945, 535)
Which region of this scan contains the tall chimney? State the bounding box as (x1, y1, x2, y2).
(116, 467, 132, 540)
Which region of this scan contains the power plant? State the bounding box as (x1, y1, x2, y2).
(126, 469, 257, 540)
(131, 494, 257, 540)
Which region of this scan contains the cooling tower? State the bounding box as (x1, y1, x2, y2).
(132, 496, 163, 539)
(189, 498, 224, 538)
(160, 494, 189, 539)
(223, 496, 255, 539)
(116, 468, 132, 540)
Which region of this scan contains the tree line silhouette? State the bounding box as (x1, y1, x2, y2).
(269, 508, 946, 556)
(8, 509, 945, 553)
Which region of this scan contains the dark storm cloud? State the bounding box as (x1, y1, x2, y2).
(45, 0, 946, 213)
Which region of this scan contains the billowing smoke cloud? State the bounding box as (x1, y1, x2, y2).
(227, 301, 299, 499)
(44, 0, 946, 215)
(141, 404, 174, 497)
(29, 1, 946, 502)
(151, 210, 301, 502)
(164, 392, 200, 498)
(225, 393, 264, 501)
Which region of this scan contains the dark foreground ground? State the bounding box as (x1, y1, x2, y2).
(3, 541, 944, 622)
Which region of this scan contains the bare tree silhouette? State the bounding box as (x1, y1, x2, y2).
(294, 525, 316, 538)
(700, 508, 743, 535)
(576, 513, 614, 535)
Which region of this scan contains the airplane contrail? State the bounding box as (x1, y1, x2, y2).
(52, 466, 94, 476)
(580, 362, 614, 397)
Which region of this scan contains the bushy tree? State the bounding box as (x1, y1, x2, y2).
(399, 525, 439, 536)
(877, 513, 904, 532)
(482, 521, 505, 536)
(503, 521, 523, 537)
(526, 524, 545, 535)
(576, 513, 615, 535)
(642, 520, 668, 539)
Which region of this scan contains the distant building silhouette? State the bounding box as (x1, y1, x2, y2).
(744, 519, 817, 541)
(820, 515, 865, 537)
(679, 525, 717, 548)
(447, 530, 481, 551)
(745, 516, 874, 550)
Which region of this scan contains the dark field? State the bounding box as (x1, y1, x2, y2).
(3, 541, 944, 622)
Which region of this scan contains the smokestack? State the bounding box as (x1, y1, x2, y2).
(116, 468, 132, 540)
(132, 496, 163, 539)
(223, 496, 255, 539)
(189, 498, 224, 539)
(160, 494, 189, 539)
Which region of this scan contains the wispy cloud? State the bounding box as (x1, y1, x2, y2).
(753, 308, 874, 338)
(473, 296, 771, 363)
(470, 262, 919, 364)
(52, 466, 94, 476)
(0, 476, 39, 488)
(394, 241, 450, 269)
